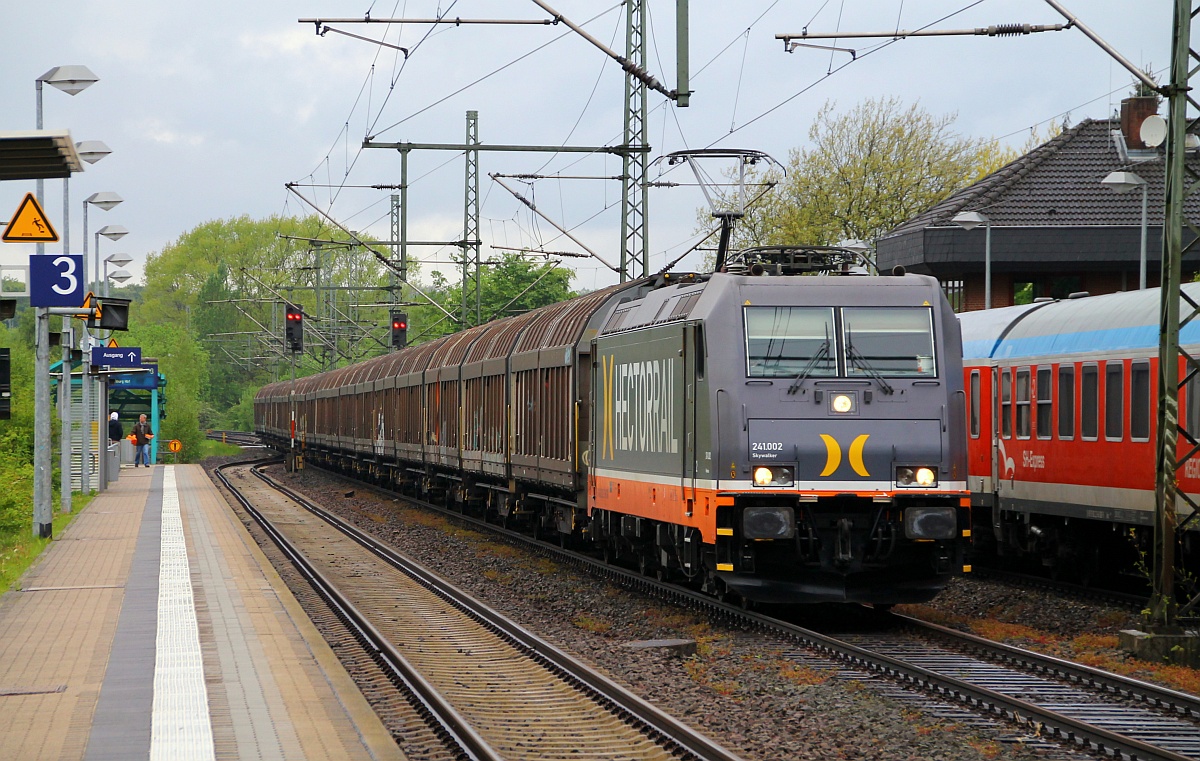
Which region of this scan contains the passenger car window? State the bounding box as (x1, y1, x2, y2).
(1036, 367, 1052, 439)
(1105, 363, 1124, 440)
(1131, 362, 1150, 440)
(1081, 365, 1099, 439)
(970, 370, 980, 438)
(1058, 366, 1075, 439)
(1016, 369, 1031, 439)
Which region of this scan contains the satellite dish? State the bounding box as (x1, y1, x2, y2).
(1141, 114, 1168, 147)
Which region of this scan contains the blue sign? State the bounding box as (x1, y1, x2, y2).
(29, 254, 85, 307)
(111, 364, 158, 390)
(91, 346, 142, 367)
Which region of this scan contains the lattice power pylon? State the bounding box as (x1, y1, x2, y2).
(620, 0, 649, 282)
(1152, 0, 1200, 627)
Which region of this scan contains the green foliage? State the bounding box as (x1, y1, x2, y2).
(408, 252, 575, 344)
(122, 322, 208, 462)
(713, 97, 1008, 257)
(0, 324, 37, 532)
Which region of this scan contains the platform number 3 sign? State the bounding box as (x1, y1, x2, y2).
(29, 254, 84, 308)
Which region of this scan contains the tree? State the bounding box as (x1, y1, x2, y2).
(720, 97, 1004, 254)
(408, 253, 574, 344)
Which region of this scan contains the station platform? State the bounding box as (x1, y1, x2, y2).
(0, 464, 403, 761)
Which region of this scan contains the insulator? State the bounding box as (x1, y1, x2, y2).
(987, 23, 1031, 37)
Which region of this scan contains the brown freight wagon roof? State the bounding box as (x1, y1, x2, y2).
(427, 323, 489, 369)
(396, 337, 443, 374)
(369, 351, 406, 381)
(463, 310, 539, 362)
(320, 363, 358, 392)
(512, 281, 636, 353)
(359, 352, 397, 383)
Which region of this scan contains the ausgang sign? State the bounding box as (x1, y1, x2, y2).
(90, 346, 141, 368)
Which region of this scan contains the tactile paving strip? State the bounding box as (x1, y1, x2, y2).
(151, 466, 216, 761)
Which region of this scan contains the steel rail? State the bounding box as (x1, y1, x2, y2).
(214, 460, 502, 761)
(255, 454, 1198, 761)
(896, 612, 1200, 720)
(251, 464, 747, 761)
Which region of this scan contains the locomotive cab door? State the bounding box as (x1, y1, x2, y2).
(682, 323, 701, 514)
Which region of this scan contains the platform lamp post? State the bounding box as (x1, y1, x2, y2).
(953, 211, 992, 309)
(1101, 171, 1150, 290)
(56, 143, 112, 510)
(97, 255, 132, 490)
(33, 65, 98, 537)
(79, 224, 127, 494)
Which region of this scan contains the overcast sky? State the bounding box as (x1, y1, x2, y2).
(0, 1, 1173, 292)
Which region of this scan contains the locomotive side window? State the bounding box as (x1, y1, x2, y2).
(1058, 366, 1075, 439)
(1081, 365, 1099, 440)
(1036, 367, 1052, 439)
(1131, 361, 1150, 441)
(969, 370, 980, 438)
(1105, 363, 1124, 441)
(1000, 369, 1012, 439)
(1015, 369, 1031, 438)
(744, 307, 836, 378)
(842, 307, 936, 377)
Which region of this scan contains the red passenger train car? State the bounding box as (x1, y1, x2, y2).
(958, 285, 1200, 579)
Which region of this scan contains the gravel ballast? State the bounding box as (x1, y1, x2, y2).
(215, 457, 1105, 761)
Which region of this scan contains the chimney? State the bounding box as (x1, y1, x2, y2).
(1120, 96, 1159, 150)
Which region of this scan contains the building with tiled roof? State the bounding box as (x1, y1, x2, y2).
(876, 96, 1200, 311)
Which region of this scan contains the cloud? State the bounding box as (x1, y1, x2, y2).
(135, 117, 205, 147)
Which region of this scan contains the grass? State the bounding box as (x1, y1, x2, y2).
(0, 494, 90, 594)
(196, 440, 245, 458)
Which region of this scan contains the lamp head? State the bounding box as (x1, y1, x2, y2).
(74, 141, 111, 165)
(952, 210, 990, 231)
(105, 253, 133, 267)
(97, 225, 128, 242)
(107, 269, 132, 284)
(1100, 170, 1147, 194)
(38, 65, 99, 96)
(85, 192, 122, 211)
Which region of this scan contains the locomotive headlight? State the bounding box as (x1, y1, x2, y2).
(904, 506, 957, 540)
(752, 466, 794, 487)
(831, 393, 855, 413)
(896, 466, 939, 488)
(744, 506, 796, 539)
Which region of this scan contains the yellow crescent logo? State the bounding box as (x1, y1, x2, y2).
(819, 434, 841, 476)
(849, 434, 870, 477)
(819, 433, 871, 477)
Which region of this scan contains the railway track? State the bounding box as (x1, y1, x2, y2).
(272, 462, 1200, 761)
(969, 565, 1150, 612)
(206, 429, 261, 447)
(214, 459, 746, 761)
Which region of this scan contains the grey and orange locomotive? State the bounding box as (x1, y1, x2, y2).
(256, 246, 971, 605)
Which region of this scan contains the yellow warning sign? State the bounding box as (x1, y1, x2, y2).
(107, 338, 119, 348)
(2, 193, 58, 243)
(168, 439, 182, 453)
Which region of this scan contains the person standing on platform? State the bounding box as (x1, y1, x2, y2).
(108, 412, 123, 445)
(132, 414, 154, 467)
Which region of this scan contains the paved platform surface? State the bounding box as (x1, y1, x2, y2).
(0, 463, 403, 761)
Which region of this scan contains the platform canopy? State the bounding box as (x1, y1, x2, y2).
(0, 130, 83, 181)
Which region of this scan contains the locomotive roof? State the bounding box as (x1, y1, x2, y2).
(959, 282, 1200, 360)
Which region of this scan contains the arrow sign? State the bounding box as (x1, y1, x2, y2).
(91, 346, 141, 368)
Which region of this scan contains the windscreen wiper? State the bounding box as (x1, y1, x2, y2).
(786, 333, 831, 395)
(845, 326, 895, 395)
